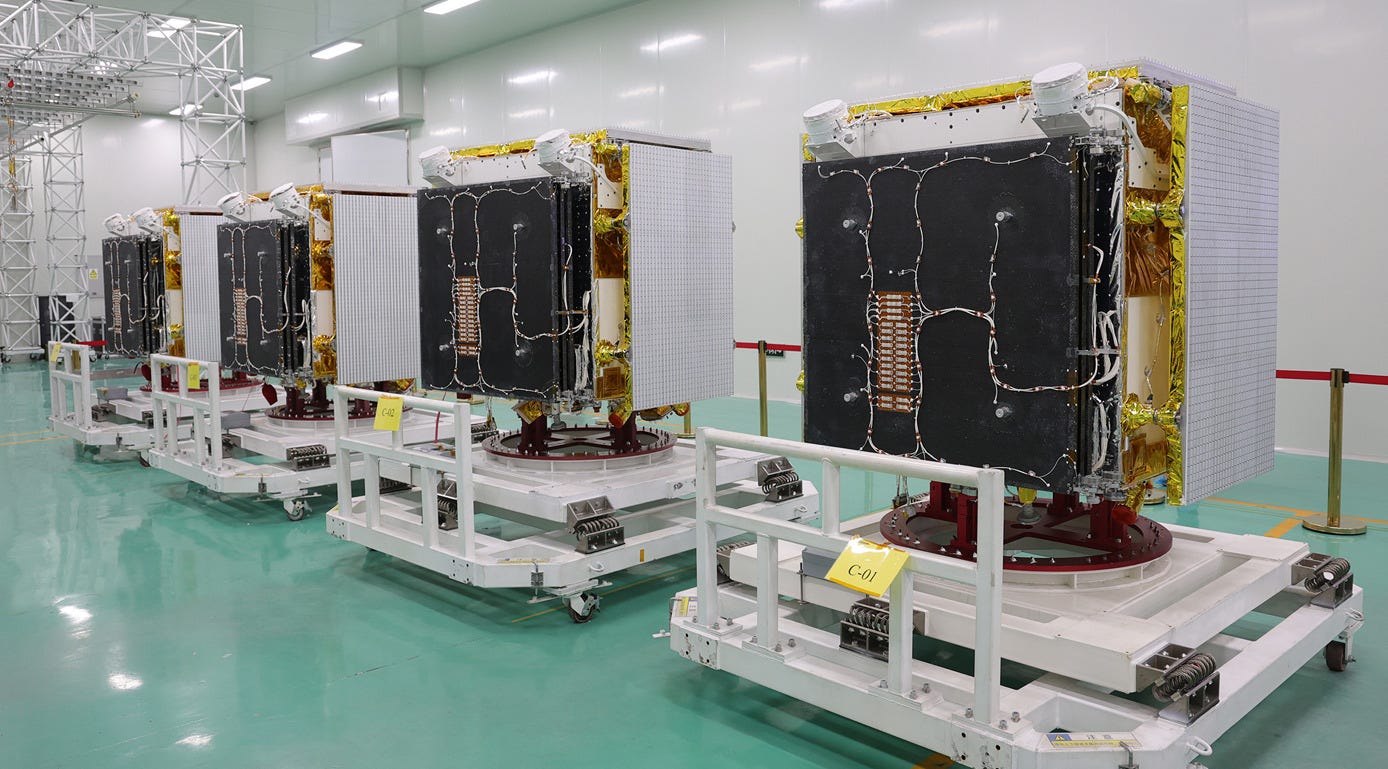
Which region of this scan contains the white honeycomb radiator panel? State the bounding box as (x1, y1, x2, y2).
(1181, 85, 1279, 503)
(179, 212, 225, 362)
(332, 192, 422, 382)
(627, 144, 734, 411)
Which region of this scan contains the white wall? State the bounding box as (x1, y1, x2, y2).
(30, 116, 184, 303)
(249, 112, 320, 191)
(253, 0, 1388, 459)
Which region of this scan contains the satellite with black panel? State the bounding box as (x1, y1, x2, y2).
(100, 209, 167, 357)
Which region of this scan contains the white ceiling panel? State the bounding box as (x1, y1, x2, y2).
(107, 0, 642, 118)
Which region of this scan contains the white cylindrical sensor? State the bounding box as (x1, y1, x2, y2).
(803, 99, 850, 144)
(1032, 62, 1089, 117)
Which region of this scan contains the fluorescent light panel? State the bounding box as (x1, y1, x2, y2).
(311, 40, 363, 60)
(230, 75, 272, 92)
(168, 104, 199, 116)
(424, 0, 482, 14)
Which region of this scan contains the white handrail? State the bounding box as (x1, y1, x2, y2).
(693, 426, 1006, 725)
(150, 353, 223, 469)
(47, 342, 95, 429)
(333, 385, 474, 558)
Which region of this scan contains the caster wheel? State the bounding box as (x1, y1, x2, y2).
(1325, 640, 1350, 672)
(137, 454, 151, 468)
(1, 354, 11, 364)
(566, 591, 601, 624)
(29, 352, 42, 361)
(285, 500, 309, 521)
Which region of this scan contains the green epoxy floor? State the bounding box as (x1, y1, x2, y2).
(3, 357, 1385, 768)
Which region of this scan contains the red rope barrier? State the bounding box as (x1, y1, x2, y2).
(729, 351, 1384, 385)
(734, 341, 802, 353)
(1277, 369, 1388, 386)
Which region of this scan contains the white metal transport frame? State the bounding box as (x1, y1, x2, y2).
(143, 354, 462, 520)
(669, 429, 1364, 769)
(47, 342, 274, 453)
(326, 386, 820, 622)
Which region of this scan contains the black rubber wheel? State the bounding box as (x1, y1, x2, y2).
(566, 591, 600, 624)
(285, 501, 308, 522)
(1, 354, 11, 364)
(1326, 640, 1349, 672)
(137, 454, 151, 468)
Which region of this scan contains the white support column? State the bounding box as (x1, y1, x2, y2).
(756, 533, 779, 650)
(695, 427, 721, 629)
(334, 387, 353, 517)
(820, 458, 840, 535)
(887, 572, 914, 696)
(972, 467, 1006, 723)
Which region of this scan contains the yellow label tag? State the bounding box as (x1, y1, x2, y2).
(374, 396, 404, 431)
(672, 596, 696, 618)
(187, 362, 200, 385)
(1018, 487, 1038, 504)
(88, 269, 98, 280)
(1046, 733, 1140, 749)
(48, 343, 59, 363)
(825, 537, 910, 597)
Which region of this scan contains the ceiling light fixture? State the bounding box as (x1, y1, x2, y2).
(424, 0, 483, 14)
(168, 103, 200, 117)
(230, 75, 272, 92)
(311, 40, 363, 60)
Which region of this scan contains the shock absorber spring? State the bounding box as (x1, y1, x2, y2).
(1153, 652, 1217, 702)
(1304, 557, 1351, 591)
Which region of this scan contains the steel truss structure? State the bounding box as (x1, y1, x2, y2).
(0, 153, 36, 356)
(0, 0, 245, 356)
(43, 124, 84, 342)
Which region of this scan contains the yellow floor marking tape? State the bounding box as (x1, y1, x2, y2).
(1263, 517, 1301, 538)
(511, 564, 696, 624)
(0, 424, 52, 435)
(1207, 497, 1388, 526)
(0, 435, 64, 448)
(912, 754, 955, 769)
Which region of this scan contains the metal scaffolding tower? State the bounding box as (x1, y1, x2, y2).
(0, 0, 245, 359)
(0, 153, 37, 356)
(43, 124, 85, 343)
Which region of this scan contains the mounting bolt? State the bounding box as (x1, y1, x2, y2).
(965, 707, 974, 718)
(749, 635, 757, 644)
(712, 622, 720, 630)
(921, 683, 931, 694)
(1010, 711, 1020, 723)
(998, 719, 1008, 730)
(774, 643, 783, 652)
(908, 689, 918, 700)
(877, 679, 888, 689)
(787, 638, 796, 648)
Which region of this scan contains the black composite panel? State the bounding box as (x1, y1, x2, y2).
(418, 178, 591, 400)
(101, 235, 162, 357)
(802, 137, 1087, 491)
(216, 220, 310, 377)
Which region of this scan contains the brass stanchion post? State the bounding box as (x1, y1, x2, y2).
(1304, 368, 1367, 535)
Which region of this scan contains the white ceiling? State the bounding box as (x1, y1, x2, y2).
(110, 0, 642, 120)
